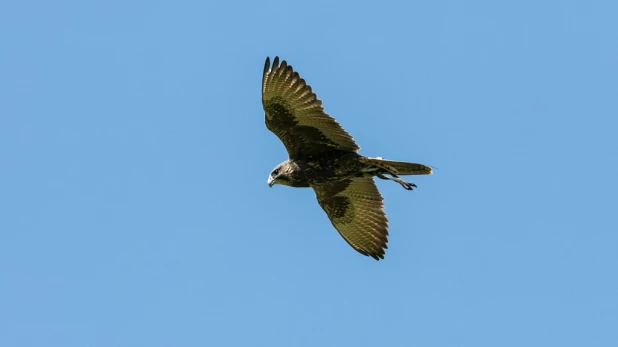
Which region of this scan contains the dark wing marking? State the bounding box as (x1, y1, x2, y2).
(262, 56, 360, 159)
(313, 178, 389, 260)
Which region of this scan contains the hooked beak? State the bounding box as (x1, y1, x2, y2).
(267, 176, 275, 187)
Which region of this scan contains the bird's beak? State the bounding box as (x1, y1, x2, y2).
(267, 176, 275, 187)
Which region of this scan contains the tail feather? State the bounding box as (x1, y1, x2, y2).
(361, 157, 433, 176)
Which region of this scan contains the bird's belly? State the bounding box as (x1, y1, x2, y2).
(291, 154, 364, 187)
(301, 168, 361, 187)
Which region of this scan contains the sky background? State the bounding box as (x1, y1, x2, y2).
(1, 1, 617, 346)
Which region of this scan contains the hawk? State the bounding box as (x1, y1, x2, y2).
(263, 56, 432, 260)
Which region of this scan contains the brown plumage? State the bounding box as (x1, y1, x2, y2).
(263, 56, 432, 260)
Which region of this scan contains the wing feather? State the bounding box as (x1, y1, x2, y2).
(313, 178, 389, 260)
(262, 56, 360, 159)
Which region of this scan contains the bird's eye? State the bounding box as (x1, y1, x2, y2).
(272, 169, 279, 176)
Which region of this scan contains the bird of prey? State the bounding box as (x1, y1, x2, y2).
(262, 56, 432, 260)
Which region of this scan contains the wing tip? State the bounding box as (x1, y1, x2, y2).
(264, 56, 288, 77)
(355, 245, 386, 261)
(263, 56, 271, 76)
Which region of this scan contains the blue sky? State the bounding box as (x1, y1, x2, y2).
(1, 0, 617, 346)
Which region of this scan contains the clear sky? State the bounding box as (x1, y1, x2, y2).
(1, 1, 617, 346)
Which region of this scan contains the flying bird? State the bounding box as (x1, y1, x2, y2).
(262, 56, 432, 260)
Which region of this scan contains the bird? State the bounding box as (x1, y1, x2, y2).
(262, 56, 432, 260)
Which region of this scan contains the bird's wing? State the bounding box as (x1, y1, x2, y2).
(262, 56, 360, 159)
(313, 177, 389, 260)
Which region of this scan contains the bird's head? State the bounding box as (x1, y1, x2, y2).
(267, 161, 293, 187)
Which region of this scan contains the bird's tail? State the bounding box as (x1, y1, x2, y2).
(360, 156, 433, 176)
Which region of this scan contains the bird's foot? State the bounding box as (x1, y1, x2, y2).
(393, 177, 417, 190)
(376, 172, 417, 190)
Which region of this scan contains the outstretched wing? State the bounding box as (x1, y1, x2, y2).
(313, 178, 389, 260)
(262, 56, 360, 159)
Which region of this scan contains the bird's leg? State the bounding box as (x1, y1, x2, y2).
(376, 171, 417, 190)
(375, 171, 389, 180)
